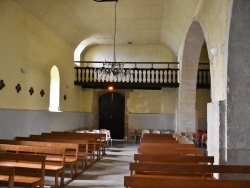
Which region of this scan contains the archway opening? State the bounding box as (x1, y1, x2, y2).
(49, 66, 60, 112)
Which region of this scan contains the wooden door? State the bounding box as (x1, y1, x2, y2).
(99, 92, 125, 140)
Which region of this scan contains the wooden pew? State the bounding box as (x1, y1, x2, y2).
(141, 134, 175, 140)
(37, 133, 97, 164)
(0, 166, 15, 188)
(0, 139, 78, 178)
(51, 131, 107, 156)
(44, 132, 106, 161)
(138, 147, 205, 155)
(140, 139, 178, 144)
(142, 133, 174, 139)
(0, 144, 65, 188)
(139, 143, 196, 149)
(0, 152, 46, 188)
(124, 176, 250, 188)
(129, 162, 250, 178)
(134, 154, 214, 164)
(16, 136, 89, 170)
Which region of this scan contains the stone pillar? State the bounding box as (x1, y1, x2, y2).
(177, 73, 199, 133)
(226, 0, 250, 166)
(177, 21, 204, 134)
(207, 100, 226, 166)
(177, 108, 197, 133)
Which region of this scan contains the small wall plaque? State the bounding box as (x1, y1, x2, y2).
(29, 87, 34, 95)
(15, 84, 21, 93)
(40, 89, 45, 97)
(0, 80, 5, 90)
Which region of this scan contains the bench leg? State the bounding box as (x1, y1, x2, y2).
(85, 157, 88, 167)
(70, 165, 74, 178)
(82, 157, 88, 169)
(60, 171, 65, 187)
(55, 173, 58, 188)
(75, 162, 78, 175)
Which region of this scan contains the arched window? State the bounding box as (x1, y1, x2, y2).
(49, 66, 60, 112)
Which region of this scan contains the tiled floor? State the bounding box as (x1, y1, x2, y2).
(65, 141, 138, 188)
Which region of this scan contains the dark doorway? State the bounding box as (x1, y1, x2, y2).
(99, 92, 125, 140)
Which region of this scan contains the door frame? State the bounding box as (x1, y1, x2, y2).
(91, 90, 130, 140)
(98, 92, 125, 139)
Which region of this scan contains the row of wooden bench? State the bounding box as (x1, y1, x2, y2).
(124, 133, 250, 188)
(0, 131, 107, 187)
(0, 152, 46, 188)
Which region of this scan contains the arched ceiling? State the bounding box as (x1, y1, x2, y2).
(13, 0, 200, 55)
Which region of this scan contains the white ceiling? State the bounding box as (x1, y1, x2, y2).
(13, 0, 200, 55)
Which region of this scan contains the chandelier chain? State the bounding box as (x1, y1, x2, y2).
(94, 0, 132, 82)
(113, 1, 117, 62)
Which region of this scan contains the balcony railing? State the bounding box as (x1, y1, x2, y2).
(74, 61, 210, 89)
(197, 69, 210, 89)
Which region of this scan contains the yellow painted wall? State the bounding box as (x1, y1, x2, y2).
(82, 44, 177, 63)
(127, 88, 210, 117)
(127, 90, 162, 113)
(127, 88, 177, 114)
(196, 89, 211, 118)
(161, 88, 177, 114)
(0, 1, 82, 111)
(81, 89, 93, 112)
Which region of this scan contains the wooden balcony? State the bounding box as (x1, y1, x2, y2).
(74, 61, 210, 90)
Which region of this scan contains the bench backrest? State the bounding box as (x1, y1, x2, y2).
(40, 133, 99, 144)
(140, 139, 178, 144)
(0, 139, 78, 159)
(49, 132, 106, 141)
(124, 176, 250, 188)
(0, 152, 46, 187)
(130, 162, 250, 177)
(16, 137, 88, 155)
(142, 133, 174, 138)
(134, 154, 214, 164)
(138, 147, 205, 155)
(139, 143, 196, 148)
(0, 144, 65, 166)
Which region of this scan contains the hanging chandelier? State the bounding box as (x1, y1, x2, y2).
(94, 0, 132, 82)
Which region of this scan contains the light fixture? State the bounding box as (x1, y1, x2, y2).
(94, 0, 132, 82)
(93, 0, 118, 2)
(108, 86, 114, 91)
(21, 67, 27, 73)
(210, 48, 218, 56)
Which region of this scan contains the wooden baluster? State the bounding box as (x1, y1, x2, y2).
(197, 70, 200, 86)
(166, 69, 169, 84)
(159, 70, 162, 83)
(207, 70, 210, 84)
(80, 68, 83, 82)
(171, 69, 174, 83)
(175, 69, 178, 84)
(154, 69, 157, 83)
(91, 68, 95, 82)
(88, 68, 91, 82)
(75, 68, 79, 82)
(201, 70, 205, 87)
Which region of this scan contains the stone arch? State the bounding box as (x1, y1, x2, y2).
(177, 21, 205, 133)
